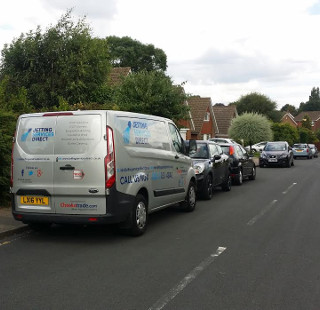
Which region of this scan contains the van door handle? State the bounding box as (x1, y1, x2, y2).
(60, 165, 75, 170)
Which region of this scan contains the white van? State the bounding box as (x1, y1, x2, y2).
(11, 110, 197, 235)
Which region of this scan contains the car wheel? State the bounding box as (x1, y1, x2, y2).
(286, 158, 291, 168)
(249, 166, 256, 180)
(202, 174, 213, 200)
(235, 170, 243, 185)
(222, 175, 232, 191)
(291, 159, 294, 166)
(180, 181, 196, 212)
(122, 194, 147, 236)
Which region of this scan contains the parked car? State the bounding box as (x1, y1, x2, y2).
(259, 141, 294, 167)
(292, 143, 312, 159)
(219, 142, 256, 185)
(245, 141, 268, 153)
(209, 138, 236, 144)
(308, 144, 318, 158)
(187, 140, 231, 199)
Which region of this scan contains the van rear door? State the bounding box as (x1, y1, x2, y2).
(13, 114, 56, 214)
(53, 113, 106, 215)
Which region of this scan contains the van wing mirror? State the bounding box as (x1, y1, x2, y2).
(186, 139, 197, 156)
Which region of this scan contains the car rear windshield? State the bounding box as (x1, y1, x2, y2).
(265, 143, 287, 151)
(189, 143, 209, 159)
(293, 144, 307, 148)
(220, 145, 230, 155)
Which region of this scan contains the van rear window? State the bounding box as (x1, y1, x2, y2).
(16, 114, 102, 155)
(54, 115, 101, 154)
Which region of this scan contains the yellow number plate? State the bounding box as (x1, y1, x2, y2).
(20, 196, 49, 206)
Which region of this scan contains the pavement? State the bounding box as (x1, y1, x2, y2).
(0, 207, 29, 239)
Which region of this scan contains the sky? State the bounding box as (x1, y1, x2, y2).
(1, 0, 320, 109)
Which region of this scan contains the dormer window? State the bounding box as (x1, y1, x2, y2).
(204, 112, 210, 122)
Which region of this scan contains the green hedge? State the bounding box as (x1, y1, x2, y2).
(0, 110, 18, 206)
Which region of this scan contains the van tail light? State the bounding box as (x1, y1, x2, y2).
(229, 145, 235, 156)
(10, 131, 16, 187)
(105, 126, 116, 188)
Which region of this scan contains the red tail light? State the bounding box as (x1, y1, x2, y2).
(105, 126, 116, 188)
(10, 131, 16, 187)
(229, 145, 235, 156)
(307, 149, 309, 153)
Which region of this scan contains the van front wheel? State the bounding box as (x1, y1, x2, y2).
(180, 181, 196, 212)
(124, 194, 148, 236)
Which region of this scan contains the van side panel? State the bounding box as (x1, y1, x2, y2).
(112, 116, 187, 210)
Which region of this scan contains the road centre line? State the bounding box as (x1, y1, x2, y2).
(282, 182, 297, 194)
(148, 247, 227, 310)
(247, 200, 278, 226)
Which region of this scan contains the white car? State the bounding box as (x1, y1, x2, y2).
(245, 141, 268, 153)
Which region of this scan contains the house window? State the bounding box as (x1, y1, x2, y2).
(204, 112, 210, 122)
(312, 121, 315, 126)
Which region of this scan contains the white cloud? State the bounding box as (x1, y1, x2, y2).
(1, 0, 320, 108)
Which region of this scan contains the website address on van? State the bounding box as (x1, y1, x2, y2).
(60, 202, 98, 209)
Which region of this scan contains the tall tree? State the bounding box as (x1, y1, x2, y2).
(228, 112, 273, 147)
(0, 10, 111, 109)
(232, 92, 278, 122)
(107, 36, 167, 72)
(280, 104, 297, 116)
(113, 70, 188, 122)
(299, 87, 320, 111)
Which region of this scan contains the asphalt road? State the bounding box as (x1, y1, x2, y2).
(1, 157, 320, 310)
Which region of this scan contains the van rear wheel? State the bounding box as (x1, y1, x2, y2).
(180, 181, 196, 212)
(122, 194, 147, 236)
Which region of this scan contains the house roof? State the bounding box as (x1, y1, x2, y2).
(108, 67, 131, 86)
(187, 96, 217, 134)
(295, 111, 320, 122)
(281, 112, 297, 125)
(212, 104, 238, 137)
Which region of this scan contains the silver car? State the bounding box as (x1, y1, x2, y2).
(292, 143, 312, 159)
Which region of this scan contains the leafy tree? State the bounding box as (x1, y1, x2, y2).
(232, 92, 278, 122)
(272, 123, 299, 146)
(107, 36, 167, 72)
(298, 127, 317, 143)
(113, 70, 189, 122)
(280, 104, 297, 116)
(0, 110, 17, 205)
(228, 112, 273, 147)
(301, 114, 312, 130)
(0, 10, 111, 109)
(300, 87, 320, 111)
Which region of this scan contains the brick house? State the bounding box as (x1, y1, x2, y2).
(294, 111, 320, 131)
(281, 112, 297, 127)
(183, 96, 217, 140)
(212, 104, 238, 138)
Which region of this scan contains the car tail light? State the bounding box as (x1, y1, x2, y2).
(307, 149, 309, 153)
(10, 131, 16, 187)
(105, 126, 116, 188)
(229, 145, 235, 156)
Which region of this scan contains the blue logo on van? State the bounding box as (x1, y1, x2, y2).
(21, 128, 32, 141)
(123, 121, 131, 144)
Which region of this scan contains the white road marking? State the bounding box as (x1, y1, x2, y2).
(282, 182, 297, 194)
(247, 200, 278, 226)
(148, 247, 227, 310)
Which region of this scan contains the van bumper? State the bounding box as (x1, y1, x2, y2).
(11, 188, 135, 225)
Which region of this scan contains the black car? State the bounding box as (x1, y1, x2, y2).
(219, 142, 256, 185)
(259, 141, 294, 168)
(187, 140, 231, 200)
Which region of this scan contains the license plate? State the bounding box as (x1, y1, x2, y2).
(296, 150, 302, 152)
(268, 158, 278, 162)
(20, 196, 49, 206)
